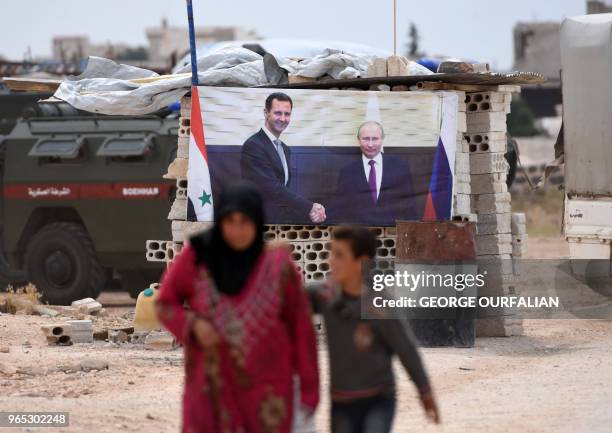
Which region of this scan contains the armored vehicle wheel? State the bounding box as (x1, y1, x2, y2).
(24, 222, 105, 305)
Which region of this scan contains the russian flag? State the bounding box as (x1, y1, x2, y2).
(423, 94, 457, 221)
(187, 86, 214, 221)
(423, 137, 453, 220)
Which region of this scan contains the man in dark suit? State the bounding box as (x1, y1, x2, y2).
(333, 121, 417, 225)
(241, 92, 326, 224)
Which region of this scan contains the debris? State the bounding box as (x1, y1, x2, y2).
(66, 320, 94, 344)
(57, 364, 81, 374)
(32, 304, 61, 317)
(129, 331, 150, 344)
(80, 358, 109, 372)
(93, 329, 109, 341)
(0, 346, 9, 353)
(71, 298, 103, 314)
(144, 331, 178, 351)
(0, 362, 17, 376)
(17, 366, 46, 376)
(109, 330, 129, 344)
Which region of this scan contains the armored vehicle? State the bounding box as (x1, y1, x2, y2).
(0, 99, 177, 303)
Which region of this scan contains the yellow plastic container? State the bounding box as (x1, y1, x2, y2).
(133, 283, 161, 332)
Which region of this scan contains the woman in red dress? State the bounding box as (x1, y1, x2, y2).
(156, 182, 319, 433)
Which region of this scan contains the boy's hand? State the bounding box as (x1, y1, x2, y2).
(419, 388, 440, 424)
(192, 318, 219, 348)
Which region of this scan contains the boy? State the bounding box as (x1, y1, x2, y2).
(308, 226, 439, 433)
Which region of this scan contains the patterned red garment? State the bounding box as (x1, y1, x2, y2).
(156, 243, 319, 433)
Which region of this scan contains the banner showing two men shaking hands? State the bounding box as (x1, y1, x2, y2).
(187, 86, 458, 226)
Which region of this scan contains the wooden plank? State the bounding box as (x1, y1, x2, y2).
(3, 73, 191, 93)
(2, 77, 62, 92)
(411, 81, 517, 92)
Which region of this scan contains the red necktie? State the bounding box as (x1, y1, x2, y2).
(368, 160, 377, 203)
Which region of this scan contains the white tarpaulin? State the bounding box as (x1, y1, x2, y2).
(53, 46, 383, 116)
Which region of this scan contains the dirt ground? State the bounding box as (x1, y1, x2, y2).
(1, 237, 610, 433)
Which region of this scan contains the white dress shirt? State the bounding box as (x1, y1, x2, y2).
(362, 152, 383, 200)
(263, 126, 288, 185)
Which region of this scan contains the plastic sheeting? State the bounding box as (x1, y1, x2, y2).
(561, 14, 612, 195)
(53, 46, 378, 116)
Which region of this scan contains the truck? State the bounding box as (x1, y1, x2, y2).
(0, 99, 178, 303)
(560, 13, 612, 286)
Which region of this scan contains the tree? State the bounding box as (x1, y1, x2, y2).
(406, 22, 422, 58)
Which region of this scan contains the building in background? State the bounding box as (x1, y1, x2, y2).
(51, 19, 260, 73)
(146, 18, 259, 66)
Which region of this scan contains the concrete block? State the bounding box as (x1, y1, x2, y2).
(456, 111, 467, 132)
(453, 182, 471, 194)
(465, 91, 511, 104)
(470, 152, 509, 174)
(167, 198, 187, 221)
(455, 152, 470, 173)
(476, 212, 512, 235)
(476, 234, 513, 255)
(367, 58, 388, 77)
(146, 240, 171, 262)
(145, 331, 178, 351)
(512, 234, 528, 257)
(470, 193, 511, 214)
(386, 56, 410, 76)
(453, 194, 472, 215)
(466, 111, 508, 132)
(163, 158, 189, 180)
(177, 136, 189, 158)
(66, 320, 93, 343)
(477, 254, 514, 276)
(71, 298, 102, 314)
(470, 173, 508, 194)
(511, 213, 527, 235)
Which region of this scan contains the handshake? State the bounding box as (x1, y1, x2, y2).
(309, 203, 326, 223)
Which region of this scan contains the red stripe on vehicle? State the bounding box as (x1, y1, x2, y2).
(3, 182, 174, 200)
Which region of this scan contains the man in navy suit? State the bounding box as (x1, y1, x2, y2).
(241, 92, 326, 223)
(333, 121, 417, 225)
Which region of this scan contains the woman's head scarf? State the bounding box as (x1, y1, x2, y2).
(190, 181, 265, 295)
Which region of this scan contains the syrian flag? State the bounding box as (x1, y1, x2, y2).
(187, 86, 214, 221)
(423, 94, 457, 221)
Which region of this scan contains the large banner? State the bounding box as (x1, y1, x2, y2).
(187, 86, 458, 226)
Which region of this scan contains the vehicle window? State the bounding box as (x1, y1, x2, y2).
(97, 137, 150, 157)
(28, 139, 82, 159)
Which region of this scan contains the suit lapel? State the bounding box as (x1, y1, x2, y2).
(258, 129, 285, 181)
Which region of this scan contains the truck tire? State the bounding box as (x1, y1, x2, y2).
(24, 222, 105, 305)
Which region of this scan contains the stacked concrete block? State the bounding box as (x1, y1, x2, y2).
(464, 89, 522, 337)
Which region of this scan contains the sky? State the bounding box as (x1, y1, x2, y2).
(0, 0, 587, 70)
